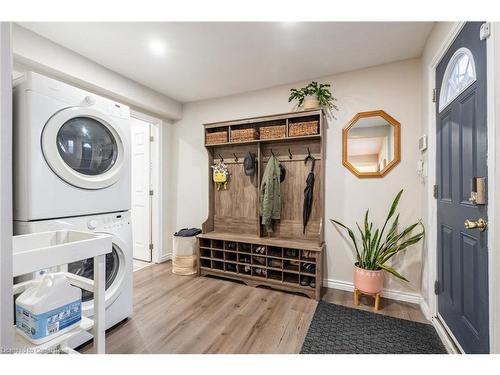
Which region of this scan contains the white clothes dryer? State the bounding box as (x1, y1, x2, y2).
(14, 211, 133, 347)
(13, 72, 131, 221)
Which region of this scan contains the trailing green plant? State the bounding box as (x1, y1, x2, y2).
(288, 81, 338, 116)
(330, 189, 424, 281)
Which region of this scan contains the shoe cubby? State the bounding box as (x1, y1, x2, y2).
(238, 253, 251, 264)
(301, 262, 316, 275)
(200, 248, 211, 258)
(225, 263, 237, 273)
(212, 260, 224, 270)
(252, 255, 266, 266)
(252, 267, 267, 278)
(224, 251, 237, 262)
(200, 258, 211, 269)
(268, 270, 283, 281)
(238, 264, 252, 275)
(283, 248, 299, 260)
(283, 272, 299, 285)
(252, 245, 267, 255)
(268, 246, 282, 258)
(224, 241, 237, 251)
(267, 258, 282, 269)
(283, 259, 300, 272)
(199, 238, 211, 248)
(212, 249, 224, 260)
(197, 235, 323, 299)
(211, 239, 224, 250)
(238, 243, 252, 253)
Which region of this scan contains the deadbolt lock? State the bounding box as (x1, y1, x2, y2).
(464, 218, 488, 231)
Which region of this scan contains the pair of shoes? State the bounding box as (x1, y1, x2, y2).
(226, 242, 237, 250)
(302, 263, 316, 274)
(243, 265, 251, 274)
(240, 256, 250, 263)
(285, 249, 298, 258)
(254, 246, 266, 254)
(254, 268, 267, 277)
(226, 264, 237, 272)
(253, 256, 266, 265)
(268, 259, 282, 268)
(300, 276, 316, 288)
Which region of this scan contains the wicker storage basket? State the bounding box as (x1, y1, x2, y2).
(231, 128, 259, 142)
(206, 130, 228, 145)
(289, 121, 319, 137)
(172, 236, 198, 275)
(260, 124, 286, 140)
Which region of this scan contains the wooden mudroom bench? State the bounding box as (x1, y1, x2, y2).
(198, 109, 326, 300)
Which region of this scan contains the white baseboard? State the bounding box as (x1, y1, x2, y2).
(157, 253, 172, 263)
(323, 278, 422, 305)
(419, 299, 432, 321)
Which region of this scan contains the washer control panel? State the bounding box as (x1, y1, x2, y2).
(86, 213, 130, 231)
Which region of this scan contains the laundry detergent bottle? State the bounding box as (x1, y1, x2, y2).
(15, 273, 82, 344)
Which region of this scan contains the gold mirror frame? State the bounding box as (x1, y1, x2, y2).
(342, 110, 401, 178)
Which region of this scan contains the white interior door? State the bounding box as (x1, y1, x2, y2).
(130, 117, 152, 262)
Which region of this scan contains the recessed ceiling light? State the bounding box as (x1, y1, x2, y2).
(149, 39, 166, 56)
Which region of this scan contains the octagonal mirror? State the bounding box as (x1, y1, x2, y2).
(342, 110, 400, 178)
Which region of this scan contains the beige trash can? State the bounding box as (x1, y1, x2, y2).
(172, 236, 198, 275)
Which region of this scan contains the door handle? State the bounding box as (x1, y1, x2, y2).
(464, 218, 488, 231)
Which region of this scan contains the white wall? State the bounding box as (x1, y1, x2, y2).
(173, 58, 424, 298)
(12, 24, 182, 120)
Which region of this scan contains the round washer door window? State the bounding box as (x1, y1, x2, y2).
(57, 117, 118, 176)
(67, 244, 122, 303)
(42, 107, 128, 190)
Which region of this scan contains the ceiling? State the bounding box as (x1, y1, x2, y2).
(348, 137, 384, 156)
(18, 22, 434, 103)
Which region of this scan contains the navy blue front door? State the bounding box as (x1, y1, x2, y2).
(436, 22, 489, 353)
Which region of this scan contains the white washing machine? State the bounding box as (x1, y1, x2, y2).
(13, 72, 131, 221)
(14, 211, 133, 347)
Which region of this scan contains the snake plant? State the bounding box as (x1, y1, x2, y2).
(330, 189, 424, 281)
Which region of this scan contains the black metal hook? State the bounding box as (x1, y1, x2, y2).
(288, 148, 293, 159)
(218, 153, 224, 162)
(233, 153, 238, 162)
(305, 147, 315, 171)
(271, 149, 276, 157)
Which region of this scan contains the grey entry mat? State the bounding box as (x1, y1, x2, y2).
(301, 301, 447, 354)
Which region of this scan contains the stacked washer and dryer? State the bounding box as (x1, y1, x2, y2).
(13, 72, 134, 347)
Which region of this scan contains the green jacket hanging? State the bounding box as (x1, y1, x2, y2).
(260, 155, 281, 233)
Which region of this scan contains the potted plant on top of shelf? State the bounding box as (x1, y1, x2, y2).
(330, 189, 424, 295)
(288, 81, 338, 117)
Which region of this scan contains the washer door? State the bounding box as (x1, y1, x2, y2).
(42, 107, 127, 190)
(67, 237, 127, 312)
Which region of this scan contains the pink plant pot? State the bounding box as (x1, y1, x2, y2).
(353, 264, 383, 294)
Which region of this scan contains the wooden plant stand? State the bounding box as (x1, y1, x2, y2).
(354, 288, 381, 310)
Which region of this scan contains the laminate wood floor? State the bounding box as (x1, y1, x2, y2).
(80, 261, 428, 354)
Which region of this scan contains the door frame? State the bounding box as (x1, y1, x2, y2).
(425, 21, 500, 353)
(130, 110, 165, 263)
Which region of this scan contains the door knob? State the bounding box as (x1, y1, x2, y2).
(464, 218, 488, 231)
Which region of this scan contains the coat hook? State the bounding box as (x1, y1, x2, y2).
(271, 149, 276, 157)
(233, 153, 238, 162)
(288, 148, 293, 159)
(218, 153, 224, 162)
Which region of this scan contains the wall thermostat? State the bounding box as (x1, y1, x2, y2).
(419, 135, 428, 152)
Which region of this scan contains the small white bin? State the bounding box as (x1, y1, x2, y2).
(172, 236, 198, 275)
